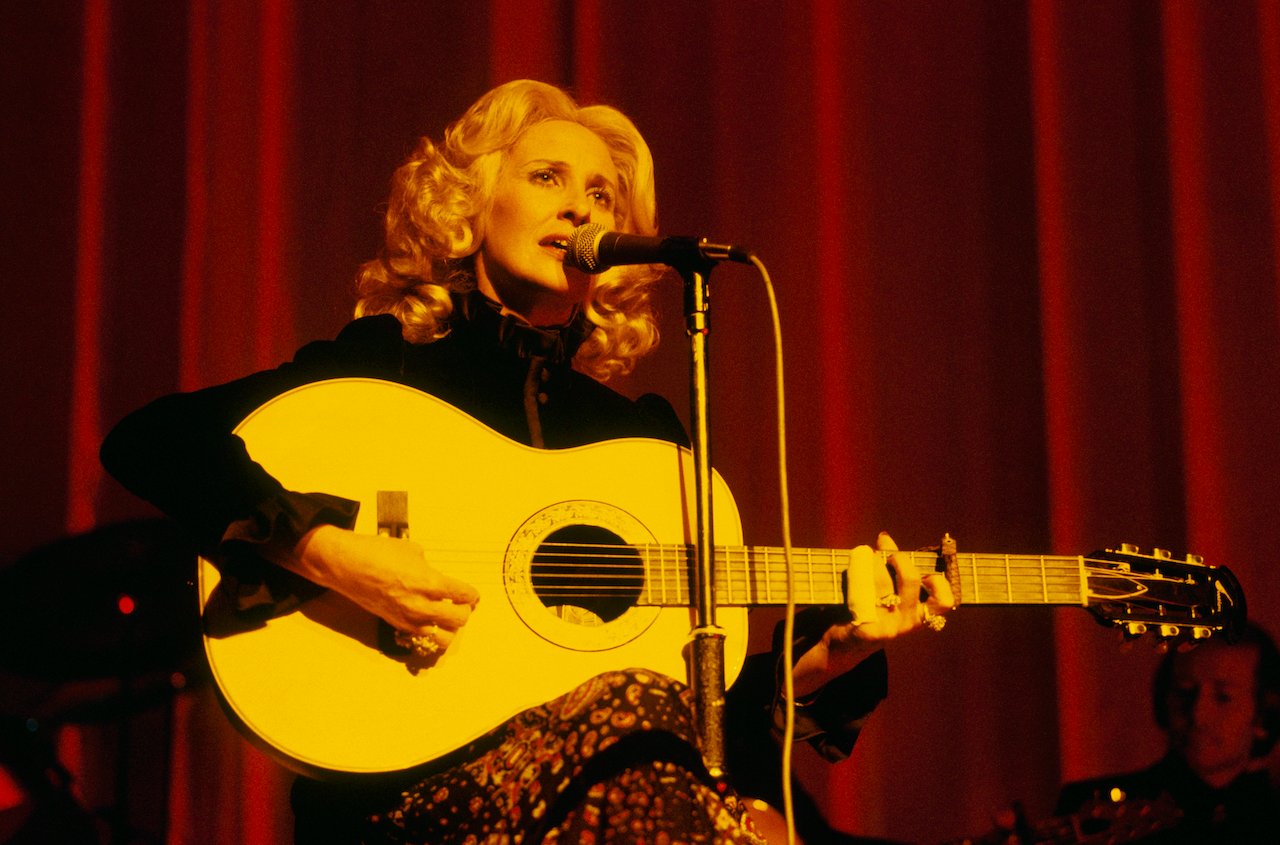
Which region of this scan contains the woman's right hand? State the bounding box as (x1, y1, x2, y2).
(287, 524, 480, 653)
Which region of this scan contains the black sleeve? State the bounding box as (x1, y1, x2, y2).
(99, 315, 405, 613)
(725, 613, 888, 842)
(726, 607, 888, 761)
(633, 392, 691, 447)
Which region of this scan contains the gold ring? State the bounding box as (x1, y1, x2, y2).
(922, 611, 946, 632)
(877, 594, 902, 609)
(395, 628, 442, 657)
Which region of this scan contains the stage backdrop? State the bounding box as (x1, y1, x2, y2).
(2, 1, 1278, 843)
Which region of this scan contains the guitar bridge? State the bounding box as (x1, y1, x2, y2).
(377, 490, 409, 539)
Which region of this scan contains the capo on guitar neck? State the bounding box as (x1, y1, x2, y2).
(917, 533, 961, 605)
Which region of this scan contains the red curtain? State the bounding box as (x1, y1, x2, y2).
(2, 1, 1277, 842)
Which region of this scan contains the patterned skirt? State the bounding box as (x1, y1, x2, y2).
(362, 669, 767, 845)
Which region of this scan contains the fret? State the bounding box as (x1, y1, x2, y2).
(680, 545, 688, 603)
(747, 545, 757, 604)
(763, 546, 772, 603)
(727, 545, 737, 604)
(717, 547, 727, 604)
(655, 545, 665, 603)
(832, 549, 843, 604)
(788, 547, 797, 602)
(832, 550, 841, 602)
(719, 547, 731, 604)
(727, 547, 737, 606)
(776, 547, 785, 602)
(815, 550, 823, 602)
(659, 544, 668, 604)
(747, 546, 756, 604)
(720, 547, 733, 604)
(803, 547, 811, 604)
(740, 546, 749, 604)
(679, 545, 689, 604)
(1040, 555, 1048, 603)
(668, 544, 677, 604)
(684, 545, 692, 604)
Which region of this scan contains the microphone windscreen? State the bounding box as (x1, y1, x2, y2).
(566, 222, 608, 273)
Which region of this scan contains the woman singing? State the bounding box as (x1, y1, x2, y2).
(101, 79, 952, 843)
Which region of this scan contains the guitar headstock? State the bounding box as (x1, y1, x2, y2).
(1084, 544, 1246, 645)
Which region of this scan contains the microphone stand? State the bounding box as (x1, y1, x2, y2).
(678, 254, 726, 777)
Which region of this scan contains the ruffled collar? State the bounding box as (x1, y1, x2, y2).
(452, 290, 593, 365)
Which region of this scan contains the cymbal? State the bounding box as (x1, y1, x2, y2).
(0, 519, 200, 681)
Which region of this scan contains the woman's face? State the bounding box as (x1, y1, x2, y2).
(475, 119, 620, 325)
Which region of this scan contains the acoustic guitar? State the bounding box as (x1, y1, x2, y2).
(197, 378, 1246, 778)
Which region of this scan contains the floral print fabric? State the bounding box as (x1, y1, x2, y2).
(366, 669, 766, 844)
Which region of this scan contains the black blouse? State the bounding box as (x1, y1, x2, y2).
(100, 295, 887, 838)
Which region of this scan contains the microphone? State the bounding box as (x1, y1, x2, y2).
(565, 222, 753, 274)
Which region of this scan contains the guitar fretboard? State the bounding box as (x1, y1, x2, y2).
(637, 547, 1088, 607)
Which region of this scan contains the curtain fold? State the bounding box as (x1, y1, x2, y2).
(2, 2, 1276, 842)
(67, 0, 111, 537)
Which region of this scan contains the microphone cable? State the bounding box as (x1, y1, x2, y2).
(747, 253, 801, 845)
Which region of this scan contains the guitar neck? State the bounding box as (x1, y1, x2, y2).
(639, 547, 1087, 608)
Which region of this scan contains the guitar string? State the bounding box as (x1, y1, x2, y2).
(356, 534, 1194, 572)
(307, 543, 1189, 597)
(332, 541, 1186, 606)
(401, 540, 1184, 572)
(214, 538, 1199, 601)
(360, 542, 1165, 579)
(388, 541, 1122, 568)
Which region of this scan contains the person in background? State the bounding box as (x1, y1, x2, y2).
(1055, 622, 1280, 843)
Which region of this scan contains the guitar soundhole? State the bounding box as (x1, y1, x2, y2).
(531, 525, 642, 625)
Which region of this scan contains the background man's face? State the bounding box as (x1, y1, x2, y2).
(1165, 644, 1260, 785)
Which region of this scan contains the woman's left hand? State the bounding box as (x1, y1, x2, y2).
(792, 531, 954, 696)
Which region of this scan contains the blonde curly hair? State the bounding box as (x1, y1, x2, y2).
(355, 80, 662, 380)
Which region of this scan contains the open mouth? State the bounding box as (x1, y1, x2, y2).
(541, 235, 570, 257)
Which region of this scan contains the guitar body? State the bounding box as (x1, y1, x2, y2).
(198, 378, 749, 777)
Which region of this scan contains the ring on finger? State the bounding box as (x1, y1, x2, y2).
(920, 609, 946, 632)
(395, 627, 442, 657)
(876, 594, 901, 609)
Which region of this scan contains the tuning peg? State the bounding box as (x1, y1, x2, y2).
(1153, 548, 1172, 560)
(1120, 542, 1140, 554)
(1185, 553, 1204, 565)
(1159, 624, 1180, 638)
(1191, 626, 1213, 640)
(1122, 621, 1149, 638)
